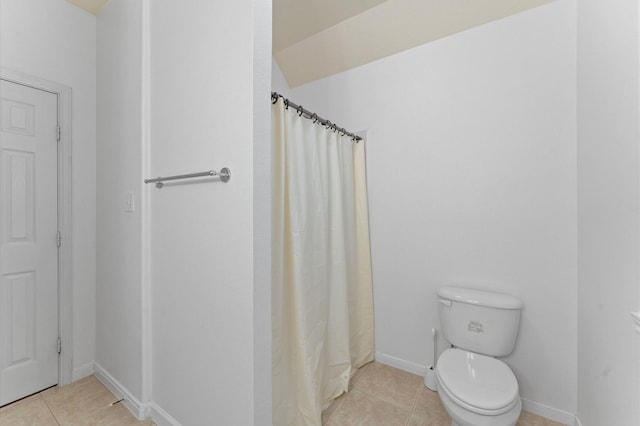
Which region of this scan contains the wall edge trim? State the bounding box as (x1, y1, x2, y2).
(94, 363, 148, 420)
(149, 402, 182, 426)
(72, 362, 95, 382)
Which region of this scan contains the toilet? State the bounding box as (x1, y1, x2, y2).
(435, 286, 523, 426)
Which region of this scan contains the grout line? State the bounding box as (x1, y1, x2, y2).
(39, 392, 61, 426)
(350, 386, 414, 418)
(349, 365, 420, 419)
(1, 380, 149, 426)
(404, 382, 422, 426)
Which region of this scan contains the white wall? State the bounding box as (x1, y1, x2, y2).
(95, 0, 143, 402)
(272, 59, 291, 98)
(0, 0, 97, 380)
(286, 0, 578, 418)
(253, 0, 273, 424)
(149, 1, 271, 424)
(577, 0, 640, 424)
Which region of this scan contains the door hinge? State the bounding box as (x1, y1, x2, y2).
(57, 337, 62, 355)
(56, 125, 61, 142)
(56, 231, 62, 248)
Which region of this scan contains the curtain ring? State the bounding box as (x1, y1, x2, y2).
(311, 113, 318, 124)
(284, 99, 289, 110)
(271, 93, 278, 104)
(340, 128, 346, 136)
(325, 120, 332, 129)
(297, 105, 304, 117)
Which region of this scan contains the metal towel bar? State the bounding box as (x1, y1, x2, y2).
(144, 168, 231, 188)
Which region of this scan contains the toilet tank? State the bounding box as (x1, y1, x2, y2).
(437, 286, 523, 357)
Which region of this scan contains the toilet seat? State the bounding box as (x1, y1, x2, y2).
(436, 348, 519, 416)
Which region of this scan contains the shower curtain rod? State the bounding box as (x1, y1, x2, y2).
(271, 92, 362, 142)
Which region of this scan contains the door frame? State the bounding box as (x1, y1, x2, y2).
(1, 67, 73, 387)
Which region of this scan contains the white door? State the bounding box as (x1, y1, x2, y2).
(0, 80, 59, 406)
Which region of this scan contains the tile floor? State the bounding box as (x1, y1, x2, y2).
(322, 361, 566, 426)
(1, 363, 565, 426)
(0, 376, 153, 426)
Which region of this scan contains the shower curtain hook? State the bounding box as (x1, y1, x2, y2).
(311, 113, 318, 124)
(271, 92, 279, 104)
(284, 99, 289, 110)
(297, 105, 304, 117)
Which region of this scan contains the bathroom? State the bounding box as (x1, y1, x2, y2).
(0, 0, 639, 425)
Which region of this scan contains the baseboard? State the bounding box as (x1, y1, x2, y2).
(521, 398, 576, 426)
(375, 352, 426, 376)
(149, 402, 182, 426)
(72, 362, 95, 382)
(94, 363, 148, 420)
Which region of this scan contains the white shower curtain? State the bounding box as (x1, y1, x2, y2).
(272, 98, 375, 426)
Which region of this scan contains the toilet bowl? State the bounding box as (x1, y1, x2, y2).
(435, 287, 523, 426)
(435, 348, 521, 426)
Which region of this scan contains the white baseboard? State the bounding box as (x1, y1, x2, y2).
(375, 352, 426, 376)
(72, 362, 95, 382)
(94, 363, 148, 420)
(520, 399, 576, 425)
(149, 402, 182, 426)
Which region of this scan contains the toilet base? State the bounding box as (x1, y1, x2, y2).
(437, 378, 521, 426)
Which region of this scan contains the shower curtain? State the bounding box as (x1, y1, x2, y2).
(272, 98, 375, 426)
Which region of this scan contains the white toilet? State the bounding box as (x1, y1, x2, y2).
(435, 286, 523, 426)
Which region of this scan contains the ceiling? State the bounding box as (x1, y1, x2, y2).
(273, 0, 389, 53)
(64, 0, 109, 15)
(65, 0, 555, 88)
(274, 0, 555, 87)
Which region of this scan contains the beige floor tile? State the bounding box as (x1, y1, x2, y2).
(410, 385, 451, 425)
(517, 410, 567, 426)
(406, 412, 451, 426)
(41, 376, 120, 424)
(350, 362, 421, 411)
(324, 389, 410, 426)
(68, 403, 152, 426)
(349, 363, 368, 385)
(322, 392, 346, 425)
(0, 394, 58, 426)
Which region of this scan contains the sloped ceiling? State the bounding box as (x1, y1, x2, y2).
(64, 0, 110, 15)
(274, 0, 555, 88)
(65, 0, 555, 87)
(273, 0, 389, 52)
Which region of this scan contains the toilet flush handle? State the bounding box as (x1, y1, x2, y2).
(438, 299, 452, 307)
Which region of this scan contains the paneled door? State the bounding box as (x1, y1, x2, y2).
(0, 80, 59, 406)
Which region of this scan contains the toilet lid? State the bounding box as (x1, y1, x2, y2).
(436, 348, 519, 415)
